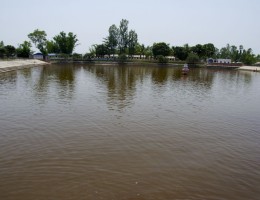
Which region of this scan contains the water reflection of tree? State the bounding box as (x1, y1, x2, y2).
(85, 65, 139, 112)
(83, 65, 256, 112)
(187, 68, 214, 89)
(33, 64, 77, 102)
(151, 67, 169, 85)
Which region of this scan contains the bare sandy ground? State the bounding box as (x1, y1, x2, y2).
(0, 59, 49, 73)
(238, 66, 260, 72)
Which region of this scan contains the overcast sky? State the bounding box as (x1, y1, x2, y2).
(1, 0, 260, 54)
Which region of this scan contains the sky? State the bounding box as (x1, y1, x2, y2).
(1, 0, 260, 54)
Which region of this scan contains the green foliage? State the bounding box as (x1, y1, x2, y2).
(186, 53, 200, 64)
(191, 44, 205, 58)
(87, 45, 97, 57)
(256, 54, 260, 61)
(135, 43, 145, 57)
(217, 44, 256, 64)
(97, 19, 139, 56)
(118, 19, 129, 54)
(46, 40, 60, 53)
(128, 30, 138, 56)
(152, 42, 171, 57)
(0, 48, 6, 58)
(28, 29, 47, 55)
(72, 53, 82, 60)
(4, 45, 16, 57)
(0, 41, 4, 48)
(16, 41, 32, 58)
(203, 43, 216, 58)
(157, 55, 169, 64)
(118, 54, 127, 64)
(144, 46, 153, 58)
(173, 46, 188, 60)
(0, 41, 6, 58)
(83, 53, 93, 59)
(53, 31, 78, 54)
(95, 44, 108, 57)
(240, 48, 256, 65)
(104, 24, 118, 55)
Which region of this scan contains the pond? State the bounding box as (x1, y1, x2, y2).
(0, 64, 259, 200)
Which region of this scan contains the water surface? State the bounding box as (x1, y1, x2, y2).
(0, 64, 259, 200)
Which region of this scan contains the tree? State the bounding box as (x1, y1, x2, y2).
(191, 44, 205, 59)
(173, 46, 189, 60)
(145, 46, 153, 58)
(128, 30, 138, 56)
(135, 43, 146, 58)
(16, 41, 32, 58)
(53, 31, 78, 54)
(219, 44, 231, 58)
(28, 29, 47, 55)
(0, 41, 4, 48)
(0, 41, 5, 58)
(203, 43, 216, 58)
(4, 45, 16, 57)
(152, 42, 171, 58)
(46, 40, 60, 53)
(118, 53, 127, 64)
(118, 19, 129, 54)
(95, 44, 108, 57)
(230, 45, 240, 62)
(186, 53, 200, 64)
(104, 24, 118, 56)
(240, 48, 256, 65)
(157, 55, 169, 64)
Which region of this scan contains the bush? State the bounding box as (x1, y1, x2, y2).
(157, 55, 169, 64)
(118, 54, 127, 64)
(186, 53, 200, 64)
(72, 53, 82, 60)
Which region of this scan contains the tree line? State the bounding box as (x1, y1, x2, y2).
(0, 30, 78, 59)
(0, 19, 259, 65)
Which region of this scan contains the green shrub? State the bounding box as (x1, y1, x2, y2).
(157, 55, 168, 64)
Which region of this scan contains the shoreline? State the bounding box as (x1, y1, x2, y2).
(1, 59, 260, 73)
(0, 59, 50, 73)
(238, 66, 260, 72)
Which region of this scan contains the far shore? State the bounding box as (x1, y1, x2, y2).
(1, 59, 260, 73)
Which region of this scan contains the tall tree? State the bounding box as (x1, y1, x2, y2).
(230, 45, 240, 62)
(135, 43, 146, 58)
(4, 45, 16, 57)
(128, 30, 138, 56)
(152, 42, 171, 57)
(16, 41, 32, 58)
(104, 24, 118, 56)
(0, 41, 4, 48)
(173, 44, 191, 60)
(203, 43, 216, 58)
(191, 44, 205, 59)
(95, 44, 108, 57)
(28, 29, 47, 55)
(219, 44, 231, 58)
(240, 48, 256, 65)
(0, 41, 5, 58)
(46, 40, 60, 53)
(118, 19, 129, 54)
(53, 31, 78, 54)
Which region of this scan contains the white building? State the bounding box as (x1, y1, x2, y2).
(207, 58, 231, 64)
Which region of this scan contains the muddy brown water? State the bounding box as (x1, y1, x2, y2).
(0, 64, 259, 200)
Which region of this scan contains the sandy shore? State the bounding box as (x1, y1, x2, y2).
(238, 66, 260, 72)
(0, 59, 49, 73)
